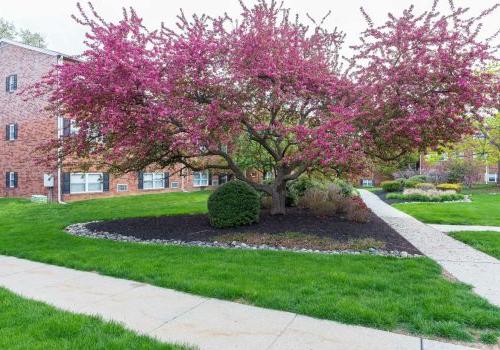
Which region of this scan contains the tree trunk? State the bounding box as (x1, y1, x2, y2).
(270, 184, 286, 215)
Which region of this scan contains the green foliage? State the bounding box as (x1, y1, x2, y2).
(208, 180, 260, 228)
(332, 178, 355, 197)
(0, 18, 46, 48)
(0, 194, 499, 343)
(0, 288, 187, 350)
(450, 231, 500, 260)
(408, 175, 428, 182)
(402, 179, 419, 188)
(436, 183, 462, 192)
(381, 180, 403, 192)
(395, 191, 500, 226)
(387, 193, 464, 202)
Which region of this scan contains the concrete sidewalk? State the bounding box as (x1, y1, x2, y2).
(359, 190, 500, 307)
(430, 224, 500, 233)
(0, 255, 475, 350)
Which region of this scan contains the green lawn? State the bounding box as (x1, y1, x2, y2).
(393, 192, 500, 226)
(0, 193, 499, 344)
(450, 231, 500, 260)
(0, 287, 190, 350)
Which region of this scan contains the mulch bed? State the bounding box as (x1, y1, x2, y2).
(87, 207, 420, 254)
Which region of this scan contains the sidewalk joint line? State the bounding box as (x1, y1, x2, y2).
(265, 314, 297, 350)
(148, 298, 209, 333)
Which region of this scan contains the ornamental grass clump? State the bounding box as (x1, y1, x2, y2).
(208, 180, 260, 228)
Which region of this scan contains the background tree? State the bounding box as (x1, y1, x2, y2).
(34, 0, 498, 214)
(0, 18, 46, 48)
(351, 1, 498, 162)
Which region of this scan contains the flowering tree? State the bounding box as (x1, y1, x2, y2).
(351, 1, 499, 161)
(34, 0, 498, 214)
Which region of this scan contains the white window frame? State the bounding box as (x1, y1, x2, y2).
(142, 172, 165, 190)
(70, 172, 103, 194)
(170, 181, 179, 189)
(486, 173, 497, 183)
(117, 184, 128, 192)
(362, 179, 374, 187)
(8, 172, 15, 188)
(7, 75, 16, 92)
(193, 170, 209, 187)
(8, 124, 15, 140)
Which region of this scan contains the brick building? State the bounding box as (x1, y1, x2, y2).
(1, 39, 232, 202)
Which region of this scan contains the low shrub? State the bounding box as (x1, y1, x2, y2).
(408, 175, 428, 183)
(344, 197, 371, 223)
(332, 178, 354, 197)
(287, 177, 318, 206)
(208, 180, 260, 228)
(386, 190, 465, 202)
(415, 182, 435, 191)
(402, 179, 419, 188)
(381, 180, 403, 192)
(299, 187, 370, 222)
(436, 183, 462, 193)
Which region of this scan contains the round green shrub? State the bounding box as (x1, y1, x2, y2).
(381, 180, 403, 192)
(208, 180, 260, 228)
(408, 175, 428, 183)
(402, 179, 419, 188)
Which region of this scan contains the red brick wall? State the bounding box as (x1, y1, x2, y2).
(0, 43, 59, 199)
(0, 42, 238, 202)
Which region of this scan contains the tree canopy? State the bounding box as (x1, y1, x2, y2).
(0, 18, 46, 48)
(32, 0, 499, 213)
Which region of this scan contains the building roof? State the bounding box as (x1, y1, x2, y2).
(0, 38, 78, 61)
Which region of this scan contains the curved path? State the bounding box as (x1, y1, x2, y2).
(359, 190, 500, 307)
(0, 255, 477, 350)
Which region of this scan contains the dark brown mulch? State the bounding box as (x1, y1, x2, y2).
(87, 207, 420, 254)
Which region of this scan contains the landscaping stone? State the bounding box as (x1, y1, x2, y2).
(65, 222, 422, 258)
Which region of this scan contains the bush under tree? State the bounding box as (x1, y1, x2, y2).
(208, 180, 260, 228)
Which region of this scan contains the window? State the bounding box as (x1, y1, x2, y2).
(6, 172, 17, 188)
(486, 173, 497, 183)
(193, 171, 209, 187)
(5, 123, 17, 140)
(70, 173, 103, 193)
(362, 179, 374, 187)
(5, 74, 17, 92)
(170, 181, 179, 189)
(219, 174, 228, 185)
(117, 184, 128, 192)
(143, 173, 164, 190)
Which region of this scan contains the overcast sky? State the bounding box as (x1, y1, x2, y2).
(2, 0, 499, 56)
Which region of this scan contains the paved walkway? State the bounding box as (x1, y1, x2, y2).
(0, 255, 476, 350)
(359, 190, 500, 307)
(430, 224, 500, 233)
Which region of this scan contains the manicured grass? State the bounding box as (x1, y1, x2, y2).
(0, 287, 190, 350)
(0, 193, 499, 343)
(394, 193, 500, 226)
(450, 231, 500, 260)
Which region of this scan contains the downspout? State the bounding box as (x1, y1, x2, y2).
(56, 55, 66, 204)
